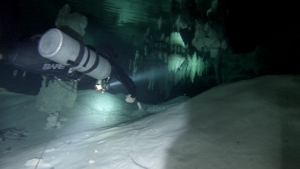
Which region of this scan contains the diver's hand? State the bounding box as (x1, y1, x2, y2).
(126, 94, 135, 103)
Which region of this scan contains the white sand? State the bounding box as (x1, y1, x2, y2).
(0, 75, 299, 169)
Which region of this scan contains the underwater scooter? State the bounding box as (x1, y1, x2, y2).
(2, 28, 112, 83)
(38, 28, 111, 81)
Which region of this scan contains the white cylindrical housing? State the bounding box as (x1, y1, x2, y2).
(38, 28, 111, 80)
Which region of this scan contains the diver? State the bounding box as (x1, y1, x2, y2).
(1, 28, 137, 103)
(93, 44, 137, 103)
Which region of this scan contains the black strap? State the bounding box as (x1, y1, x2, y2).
(82, 54, 100, 74)
(67, 43, 85, 67)
(83, 47, 91, 67)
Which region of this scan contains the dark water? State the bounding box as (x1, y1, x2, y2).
(0, 0, 299, 104)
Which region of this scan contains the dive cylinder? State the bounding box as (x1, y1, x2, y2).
(38, 28, 111, 80)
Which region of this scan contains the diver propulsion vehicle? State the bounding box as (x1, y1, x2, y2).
(4, 28, 111, 82)
(38, 28, 111, 81)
